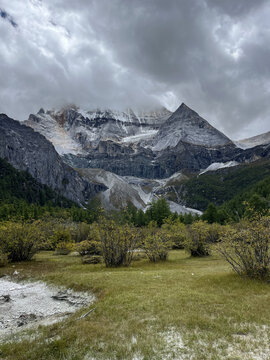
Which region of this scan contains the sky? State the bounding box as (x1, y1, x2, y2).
(0, 0, 270, 140)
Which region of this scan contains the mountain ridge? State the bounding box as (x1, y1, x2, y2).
(0, 114, 106, 205)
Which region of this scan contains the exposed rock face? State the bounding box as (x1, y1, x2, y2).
(62, 145, 166, 178)
(23, 103, 270, 181)
(25, 106, 172, 154)
(0, 114, 106, 204)
(235, 131, 270, 149)
(151, 103, 234, 151)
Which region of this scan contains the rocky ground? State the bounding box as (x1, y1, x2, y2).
(0, 277, 95, 341)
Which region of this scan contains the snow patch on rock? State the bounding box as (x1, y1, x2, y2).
(168, 201, 203, 216)
(199, 161, 238, 175)
(234, 130, 270, 149)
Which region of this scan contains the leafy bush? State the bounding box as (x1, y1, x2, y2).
(207, 223, 224, 243)
(99, 220, 138, 267)
(162, 218, 188, 249)
(55, 241, 74, 255)
(76, 240, 101, 256)
(70, 222, 92, 243)
(132, 251, 147, 261)
(52, 226, 74, 255)
(143, 222, 173, 262)
(185, 220, 211, 257)
(52, 227, 72, 244)
(218, 217, 270, 280)
(81, 255, 103, 264)
(0, 250, 8, 267)
(75, 223, 101, 256)
(0, 221, 43, 262)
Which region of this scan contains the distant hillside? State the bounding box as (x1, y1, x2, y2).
(178, 158, 270, 211)
(219, 176, 270, 221)
(0, 157, 74, 207)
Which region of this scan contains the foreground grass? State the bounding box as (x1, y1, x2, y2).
(0, 251, 270, 360)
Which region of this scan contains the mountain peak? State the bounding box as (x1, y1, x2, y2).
(175, 102, 198, 116)
(152, 103, 233, 151)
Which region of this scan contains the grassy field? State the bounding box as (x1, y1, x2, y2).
(0, 250, 270, 360)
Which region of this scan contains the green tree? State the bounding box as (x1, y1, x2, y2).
(146, 198, 171, 227)
(202, 203, 219, 224)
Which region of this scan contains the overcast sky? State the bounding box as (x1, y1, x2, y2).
(0, 0, 270, 139)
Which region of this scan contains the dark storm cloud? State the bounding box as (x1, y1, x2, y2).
(0, 8, 17, 27)
(205, 0, 269, 17)
(0, 0, 269, 139)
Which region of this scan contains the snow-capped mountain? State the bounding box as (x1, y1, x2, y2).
(235, 131, 270, 149)
(25, 106, 172, 155)
(25, 103, 241, 178)
(20, 102, 270, 212)
(25, 103, 234, 155)
(151, 103, 233, 151)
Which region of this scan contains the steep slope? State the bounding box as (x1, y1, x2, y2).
(0, 157, 74, 207)
(176, 158, 270, 211)
(25, 106, 172, 154)
(23, 103, 270, 180)
(235, 131, 270, 149)
(77, 168, 201, 214)
(56, 103, 242, 177)
(0, 114, 106, 204)
(77, 168, 153, 210)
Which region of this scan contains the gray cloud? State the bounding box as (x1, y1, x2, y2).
(0, 0, 269, 139)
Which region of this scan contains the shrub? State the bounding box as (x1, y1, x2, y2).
(52, 227, 72, 244)
(99, 220, 138, 267)
(143, 222, 173, 262)
(0, 250, 8, 267)
(185, 220, 211, 257)
(81, 255, 103, 264)
(0, 221, 42, 262)
(162, 218, 188, 249)
(218, 217, 270, 280)
(55, 241, 74, 255)
(76, 240, 102, 256)
(132, 251, 147, 261)
(207, 223, 224, 243)
(71, 222, 91, 243)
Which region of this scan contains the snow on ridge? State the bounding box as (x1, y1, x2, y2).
(234, 131, 270, 149)
(79, 107, 171, 125)
(121, 130, 158, 143)
(199, 161, 238, 175)
(25, 112, 83, 155)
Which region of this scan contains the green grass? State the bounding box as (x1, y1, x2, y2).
(1, 251, 270, 359)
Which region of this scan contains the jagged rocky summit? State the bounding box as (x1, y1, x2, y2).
(26, 103, 251, 178)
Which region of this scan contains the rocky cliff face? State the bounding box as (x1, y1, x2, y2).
(25, 106, 172, 154)
(0, 114, 106, 204)
(25, 103, 245, 178)
(151, 103, 234, 151)
(23, 102, 270, 181)
(235, 131, 270, 149)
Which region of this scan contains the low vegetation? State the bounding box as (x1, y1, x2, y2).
(0, 158, 270, 359)
(218, 216, 270, 280)
(179, 157, 270, 212)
